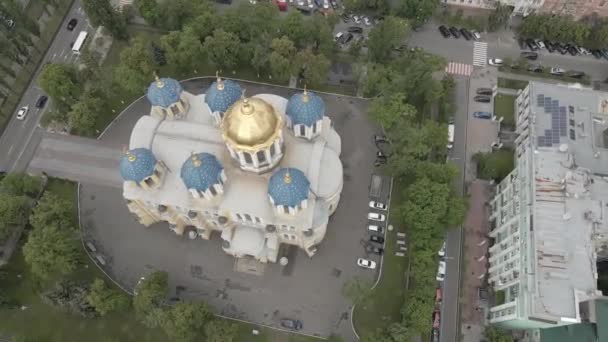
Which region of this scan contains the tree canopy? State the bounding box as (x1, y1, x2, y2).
(0, 193, 29, 240)
(82, 0, 127, 39)
(0, 173, 41, 197)
(133, 271, 168, 327)
(204, 29, 241, 70)
(204, 319, 239, 342)
(22, 224, 80, 279)
(367, 16, 409, 63)
(87, 278, 130, 316)
(29, 192, 75, 231)
(114, 36, 156, 94)
(161, 301, 213, 342)
(39, 64, 81, 111)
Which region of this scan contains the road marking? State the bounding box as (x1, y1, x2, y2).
(8, 145, 14, 155)
(473, 42, 488, 67)
(445, 62, 473, 77)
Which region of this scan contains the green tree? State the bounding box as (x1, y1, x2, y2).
(269, 36, 296, 82)
(294, 49, 330, 87)
(114, 36, 156, 94)
(473, 150, 514, 182)
(341, 277, 373, 304)
(488, 3, 512, 32)
(0, 173, 41, 197)
(0, 62, 16, 79)
(160, 29, 204, 72)
(367, 16, 409, 63)
(0, 193, 29, 240)
(204, 319, 238, 342)
(369, 93, 416, 132)
(184, 11, 217, 42)
(87, 278, 130, 316)
(134, 271, 168, 327)
(161, 301, 212, 342)
(204, 29, 241, 70)
(39, 64, 81, 111)
(484, 326, 513, 342)
(82, 0, 127, 39)
(22, 224, 80, 279)
(67, 95, 103, 135)
(135, 0, 161, 26)
(281, 11, 308, 48)
(29, 192, 74, 230)
(396, 0, 437, 27)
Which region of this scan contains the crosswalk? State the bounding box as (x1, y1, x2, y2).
(473, 42, 488, 67)
(445, 62, 473, 77)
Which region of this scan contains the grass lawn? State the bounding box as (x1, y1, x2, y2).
(494, 94, 515, 129)
(352, 179, 409, 338)
(497, 78, 528, 90)
(498, 67, 591, 85)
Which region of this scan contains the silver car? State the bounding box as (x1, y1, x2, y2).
(16, 106, 29, 120)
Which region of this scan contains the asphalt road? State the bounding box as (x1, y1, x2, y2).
(0, 0, 93, 173)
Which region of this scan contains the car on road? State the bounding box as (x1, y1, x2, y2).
(368, 224, 383, 233)
(357, 258, 377, 269)
(369, 200, 387, 210)
(67, 18, 78, 31)
(280, 319, 303, 330)
(35, 95, 48, 109)
(567, 71, 585, 78)
(460, 28, 473, 40)
(366, 245, 384, 255)
(473, 111, 492, 119)
(16, 106, 28, 120)
(438, 25, 450, 38)
(550, 67, 565, 76)
(488, 58, 503, 66)
(342, 32, 354, 44)
(476, 88, 493, 96)
(436, 261, 446, 281)
(448, 26, 461, 38)
(370, 234, 384, 244)
(528, 64, 543, 73)
(368, 212, 386, 222)
(474, 95, 491, 103)
(347, 26, 363, 33)
(438, 241, 446, 257)
(521, 51, 538, 60)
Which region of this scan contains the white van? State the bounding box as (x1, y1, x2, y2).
(368, 225, 383, 233)
(334, 32, 343, 42)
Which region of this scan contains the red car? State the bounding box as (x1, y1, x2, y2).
(275, 0, 288, 11)
(435, 288, 442, 303)
(433, 311, 440, 329)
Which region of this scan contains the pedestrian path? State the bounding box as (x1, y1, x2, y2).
(445, 62, 473, 77)
(473, 42, 488, 67)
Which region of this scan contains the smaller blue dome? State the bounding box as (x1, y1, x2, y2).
(268, 168, 310, 208)
(205, 79, 242, 113)
(180, 153, 224, 192)
(147, 77, 182, 108)
(120, 148, 157, 182)
(286, 91, 325, 126)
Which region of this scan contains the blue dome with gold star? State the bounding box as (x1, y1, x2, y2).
(286, 90, 325, 126)
(205, 78, 242, 113)
(120, 148, 157, 182)
(180, 153, 224, 192)
(268, 168, 310, 208)
(147, 77, 182, 108)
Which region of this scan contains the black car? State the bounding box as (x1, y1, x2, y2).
(35, 95, 48, 108)
(545, 41, 555, 53)
(526, 39, 539, 50)
(341, 13, 350, 22)
(347, 26, 363, 34)
(520, 51, 538, 60)
(592, 49, 603, 59)
(556, 43, 567, 55)
(366, 245, 384, 255)
(566, 45, 578, 56)
(67, 18, 77, 31)
(374, 158, 387, 167)
(449, 26, 461, 38)
(438, 25, 450, 38)
(474, 95, 491, 103)
(460, 28, 473, 40)
(600, 49, 608, 60)
(370, 234, 384, 244)
(280, 319, 303, 331)
(330, 0, 338, 9)
(343, 32, 354, 44)
(476, 88, 492, 96)
(374, 134, 389, 143)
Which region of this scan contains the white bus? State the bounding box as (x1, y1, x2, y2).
(72, 31, 88, 54)
(447, 123, 455, 149)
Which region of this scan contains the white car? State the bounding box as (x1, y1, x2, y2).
(438, 241, 446, 257)
(368, 224, 383, 233)
(369, 201, 387, 211)
(334, 32, 343, 42)
(368, 212, 386, 222)
(323, 0, 329, 8)
(16, 106, 29, 120)
(307, 0, 314, 8)
(472, 31, 481, 41)
(353, 15, 361, 24)
(488, 58, 503, 66)
(249, 0, 257, 3)
(436, 261, 446, 281)
(550, 67, 565, 75)
(357, 258, 377, 269)
(297, 0, 304, 5)
(535, 39, 545, 49)
(363, 16, 371, 26)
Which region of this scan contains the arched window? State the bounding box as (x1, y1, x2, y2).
(257, 150, 266, 163)
(243, 152, 253, 164)
(270, 143, 276, 157)
(299, 125, 306, 136)
(209, 185, 217, 196)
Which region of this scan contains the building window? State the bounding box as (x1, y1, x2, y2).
(171, 105, 179, 115)
(144, 177, 154, 187)
(244, 152, 253, 164)
(312, 122, 317, 134)
(236, 213, 242, 221)
(283, 206, 289, 214)
(154, 168, 161, 177)
(299, 125, 305, 136)
(569, 129, 576, 140)
(244, 214, 252, 222)
(257, 150, 266, 163)
(569, 105, 574, 114)
(209, 185, 217, 196)
(569, 119, 575, 127)
(283, 234, 289, 239)
(270, 143, 276, 157)
(255, 216, 261, 224)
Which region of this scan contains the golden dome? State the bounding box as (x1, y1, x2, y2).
(221, 97, 283, 151)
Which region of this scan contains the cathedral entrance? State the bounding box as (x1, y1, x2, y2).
(234, 256, 266, 276)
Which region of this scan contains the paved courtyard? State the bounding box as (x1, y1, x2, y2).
(78, 78, 384, 339)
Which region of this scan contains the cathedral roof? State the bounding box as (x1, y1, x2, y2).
(180, 153, 224, 192)
(286, 90, 325, 126)
(205, 78, 242, 113)
(147, 77, 182, 108)
(268, 167, 310, 208)
(120, 148, 157, 182)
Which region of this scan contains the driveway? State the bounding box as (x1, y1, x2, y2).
(79, 79, 381, 340)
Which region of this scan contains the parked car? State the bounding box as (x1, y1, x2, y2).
(67, 18, 78, 31)
(448, 26, 461, 38)
(488, 58, 503, 66)
(566, 45, 578, 56)
(554, 42, 567, 54)
(376, 150, 387, 158)
(433, 311, 441, 329)
(369, 201, 387, 210)
(432, 328, 440, 342)
(550, 67, 565, 75)
(535, 39, 546, 49)
(35, 95, 48, 109)
(342, 33, 354, 44)
(592, 49, 603, 59)
(366, 245, 384, 255)
(347, 26, 363, 33)
(368, 224, 383, 233)
(353, 15, 361, 24)
(567, 71, 585, 78)
(281, 319, 303, 330)
(436, 261, 446, 281)
(16, 106, 28, 120)
(368, 212, 386, 222)
(357, 258, 377, 269)
(374, 134, 389, 143)
(330, 0, 338, 8)
(472, 31, 481, 41)
(600, 49, 608, 60)
(476, 88, 492, 96)
(517, 39, 527, 49)
(525, 38, 539, 50)
(474, 95, 491, 103)
(340, 13, 350, 23)
(545, 41, 555, 53)
(323, 0, 330, 9)
(370, 234, 384, 244)
(460, 28, 473, 40)
(520, 51, 538, 60)
(528, 64, 543, 73)
(578, 46, 591, 55)
(363, 16, 371, 26)
(334, 32, 343, 42)
(438, 241, 446, 257)
(438, 25, 450, 38)
(473, 111, 492, 119)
